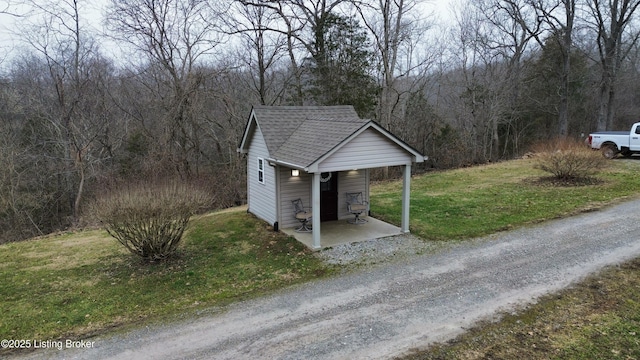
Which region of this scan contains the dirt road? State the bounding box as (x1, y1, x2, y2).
(14, 198, 640, 360)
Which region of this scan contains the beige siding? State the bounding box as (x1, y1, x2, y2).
(247, 125, 277, 225)
(318, 128, 412, 172)
(278, 167, 312, 228)
(337, 170, 368, 219)
(278, 169, 368, 227)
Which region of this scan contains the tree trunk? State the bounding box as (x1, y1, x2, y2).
(596, 75, 612, 131)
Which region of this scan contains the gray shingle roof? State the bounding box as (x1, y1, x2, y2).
(252, 105, 368, 167)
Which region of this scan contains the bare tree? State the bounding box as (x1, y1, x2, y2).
(586, 0, 640, 130)
(17, 0, 113, 223)
(535, 0, 577, 136)
(356, 0, 435, 132)
(227, 1, 289, 105)
(498, 0, 576, 136)
(439, 0, 543, 161)
(0, 1, 27, 65)
(237, 0, 355, 106)
(0, 79, 48, 242)
(472, 0, 542, 155)
(237, 1, 306, 105)
(106, 0, 226, 177)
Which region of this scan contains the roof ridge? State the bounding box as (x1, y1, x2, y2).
(270, 108, 363, 154)
(272, 116, 309, 154)
(250, 105, 363, 163)
(305, 116, 365, 122)
(252, 105, 355, 109)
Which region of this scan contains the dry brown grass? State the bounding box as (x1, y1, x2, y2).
(531, 137, 608, 183)
(400, 259, 640, 359)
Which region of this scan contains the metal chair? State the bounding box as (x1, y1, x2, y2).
(346, 192, 368, 224)
(292, 198, 312, 232)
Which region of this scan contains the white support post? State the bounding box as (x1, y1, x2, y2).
(401, 164, 411, 233)
(312, 172, 321, 249)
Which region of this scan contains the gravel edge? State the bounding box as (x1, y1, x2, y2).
(313, 233, 443, 267)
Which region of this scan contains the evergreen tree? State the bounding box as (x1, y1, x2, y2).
(521, 31, 588, 139)
(309, 13, 379, 117)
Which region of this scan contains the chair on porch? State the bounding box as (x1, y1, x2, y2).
(346, 192, 369, 224)
(292, 198, 312, 232)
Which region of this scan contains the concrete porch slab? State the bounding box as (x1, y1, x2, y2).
(282, 216, 403, 250)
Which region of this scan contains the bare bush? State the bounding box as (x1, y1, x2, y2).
(532, 138, 608, 182)
(93, 180, 210, 261)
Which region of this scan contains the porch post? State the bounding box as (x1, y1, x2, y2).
(312, 172, 321, 249)
(401, 164, 411, 233)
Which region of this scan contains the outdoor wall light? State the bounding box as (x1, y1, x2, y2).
(291, 169, 300, 177)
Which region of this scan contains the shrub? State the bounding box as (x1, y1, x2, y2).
(93, 180, 210, 261)
(532, 137, 608, 182)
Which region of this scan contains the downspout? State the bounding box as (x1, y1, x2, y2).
(274, 164, 281, 232)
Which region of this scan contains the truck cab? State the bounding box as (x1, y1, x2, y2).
(588, 122, 640, 159)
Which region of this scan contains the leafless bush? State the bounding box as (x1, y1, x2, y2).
(93, 180, 210, 261)
(532, 138, 608, 181)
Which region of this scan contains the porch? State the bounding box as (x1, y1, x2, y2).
(281, 216, 402, 250)
(240, 105, 426, 250)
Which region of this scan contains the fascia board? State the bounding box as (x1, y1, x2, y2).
(368, 122, 426, 162)
(237, 109, 257, 154)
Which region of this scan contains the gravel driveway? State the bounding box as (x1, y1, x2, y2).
(13, 198, 640, 360)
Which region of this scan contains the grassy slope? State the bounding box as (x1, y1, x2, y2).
(2, 158, 640, 356)
(372, 159, 640, 240)
(0, 211, 330, 342)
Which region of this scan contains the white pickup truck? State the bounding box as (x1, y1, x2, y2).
(587, 122, 640, 159)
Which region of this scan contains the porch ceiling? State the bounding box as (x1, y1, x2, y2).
(281, 217, 402, 250)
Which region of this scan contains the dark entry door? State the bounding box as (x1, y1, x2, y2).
(320, 172, 338, 221)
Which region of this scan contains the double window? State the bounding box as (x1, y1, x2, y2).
(257, 158, 265, 184)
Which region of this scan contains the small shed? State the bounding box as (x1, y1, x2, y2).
(238, 105, 425, 249)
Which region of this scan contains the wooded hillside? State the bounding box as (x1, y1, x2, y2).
(1, 0, 640, 242)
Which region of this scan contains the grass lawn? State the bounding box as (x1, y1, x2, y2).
(1, 158, 640, 355)
(402, 258, 640, 360)
(372, 158, 640, 240)
(0, 210, 330, 343)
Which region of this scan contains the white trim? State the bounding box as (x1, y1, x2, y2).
(257, 157, 265, 184)
(238, 110, 257, 154)
(307, 121, 424, 172)
(265, 158, 307, 171)
(401, 164, 411, 233)
(312, 173, 321, 249)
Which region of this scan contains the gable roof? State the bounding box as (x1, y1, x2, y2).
(238, 105, 424, 170)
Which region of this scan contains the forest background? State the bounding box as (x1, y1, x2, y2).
(1, 0, 639, 243)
